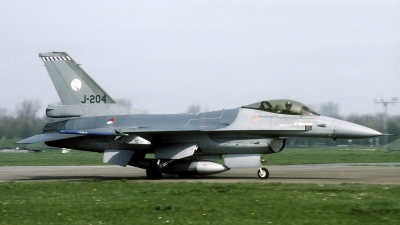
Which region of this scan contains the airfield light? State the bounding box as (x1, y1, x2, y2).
(374, 98, 398, 150)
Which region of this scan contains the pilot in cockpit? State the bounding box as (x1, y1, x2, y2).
(284, 101, 292, 113)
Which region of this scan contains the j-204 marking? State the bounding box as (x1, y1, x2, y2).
(81, 95, 106, 103)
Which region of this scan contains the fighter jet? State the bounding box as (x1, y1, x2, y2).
(17, 52, 382, 179)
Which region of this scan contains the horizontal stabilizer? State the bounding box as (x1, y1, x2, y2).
(16, 133, 83, 144)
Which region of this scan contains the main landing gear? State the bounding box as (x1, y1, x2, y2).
(146, 159, 175, 180)
(146, 158, 270, 180)
(146, 163, 162, 180)
(257, 167, 269, 179)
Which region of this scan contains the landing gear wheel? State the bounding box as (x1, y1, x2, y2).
(146, 164, 162, 180)
(257, 167, 269, 179)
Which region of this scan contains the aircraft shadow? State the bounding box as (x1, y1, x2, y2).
(271, 176, 344, 180)
(18, 175, 255, 182)
(16, 175, 344, 182)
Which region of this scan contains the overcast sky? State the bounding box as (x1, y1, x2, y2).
(1, 1, 399, 116)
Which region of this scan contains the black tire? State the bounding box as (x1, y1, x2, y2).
(257, 167, 269, 179)
(146, 164, 162, 180)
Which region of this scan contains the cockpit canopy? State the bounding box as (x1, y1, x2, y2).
(242, 99, 319, 116)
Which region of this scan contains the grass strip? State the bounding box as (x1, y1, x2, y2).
(0, 150, 104, 166)
(0, 182, 399, 225)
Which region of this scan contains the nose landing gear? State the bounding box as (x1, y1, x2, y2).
(257, 167, 269, 179)
(257, 157, 269, 179)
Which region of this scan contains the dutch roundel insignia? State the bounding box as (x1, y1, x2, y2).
(71, 79, 82, 91)
(107, 118, 115, 124)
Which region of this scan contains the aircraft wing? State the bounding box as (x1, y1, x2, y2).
(16, 133, 83, 144)
(60, 128, 202, 135)
(16, 128, 201, 145)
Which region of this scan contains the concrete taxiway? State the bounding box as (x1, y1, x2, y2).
(0, 164, 399, 184)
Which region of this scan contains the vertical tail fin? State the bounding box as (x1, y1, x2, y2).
(40, 52, 143, 117)
(40, 52, 116, 105)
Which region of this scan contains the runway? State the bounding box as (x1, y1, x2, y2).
(0, 164, 399, 184)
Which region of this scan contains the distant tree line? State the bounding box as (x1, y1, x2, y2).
(0, 99, 135, 140)
(1, 100, 399, 147)
(0, 100, 45, 139)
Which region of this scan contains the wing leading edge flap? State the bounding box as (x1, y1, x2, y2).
(103, 150, 135, 167)
(155, 143, 198, 159)
(16, 133, 83, 144)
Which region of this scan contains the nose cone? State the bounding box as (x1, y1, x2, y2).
(333, 120, 382, 138)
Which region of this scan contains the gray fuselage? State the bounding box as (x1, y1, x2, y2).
(44, 107, 380, 155)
